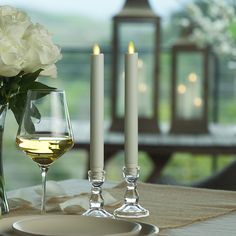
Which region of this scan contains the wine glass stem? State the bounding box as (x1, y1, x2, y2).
(40, 166, 49, 214)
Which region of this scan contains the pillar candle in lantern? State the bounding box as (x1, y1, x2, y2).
(177, 83, 187, 119)
(193, 97, 203, 118)
(187, 72, 198, 118)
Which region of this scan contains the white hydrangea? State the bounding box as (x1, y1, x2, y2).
(0, 5, 61, 78)
(22, 23, 61, 77)
(186, 0, 236, 59)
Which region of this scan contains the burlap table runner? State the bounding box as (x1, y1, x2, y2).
(106, 182, 236, 230)
(5, 181, 236, 232)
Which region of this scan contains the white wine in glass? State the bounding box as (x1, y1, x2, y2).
(16, 89, 74, 213)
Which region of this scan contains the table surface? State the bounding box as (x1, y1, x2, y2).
(165, 212, 236, 236)
(6, 179, 236, 236)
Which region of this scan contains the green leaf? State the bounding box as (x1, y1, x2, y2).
(30, 103, 41, 120)
(9, 82, 56, 128)
(28, 81, 55, 90)
(7, 69, 57, 130)
(19, 69, 43, 87)
(10, 105, 23, 125)
(9, 94, 35, 133)
(18, 80, 56, 95)
(25, 81, 56, 100)
(9, 94, 27, 125)
(0, 95, 6, 105)
(23, 112, 36, 134)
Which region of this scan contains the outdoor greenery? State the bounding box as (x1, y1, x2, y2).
(2, 1, 236, 190)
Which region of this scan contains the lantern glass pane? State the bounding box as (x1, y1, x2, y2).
(176, 52, 204, 119)
(116, 22, 156, 118)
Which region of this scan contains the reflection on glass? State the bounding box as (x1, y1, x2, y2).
(116, 22, 156, 118)
(176, 52, 203, 119)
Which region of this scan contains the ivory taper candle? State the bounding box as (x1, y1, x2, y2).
(125, 41, 138, 169)
(90, 44, 104, 172)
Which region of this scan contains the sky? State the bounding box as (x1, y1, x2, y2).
(1, 0, 189, 19)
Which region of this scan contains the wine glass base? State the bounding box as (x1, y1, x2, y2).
(83, 208, 114, 218)
(114, 203, 149, 218)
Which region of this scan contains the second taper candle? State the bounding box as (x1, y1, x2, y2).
(90, 44, 104, 172)
(125, 42, 138, 169)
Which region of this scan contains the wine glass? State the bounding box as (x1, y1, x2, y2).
(16, 89, 74, 213)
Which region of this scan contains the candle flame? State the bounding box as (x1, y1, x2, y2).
(128, 41, 135, 54)
(188, 73, 197, 83)
(93, 44, 100, 55)
(177, 84, 186, 94)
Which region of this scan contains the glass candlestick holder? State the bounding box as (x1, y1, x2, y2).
(83, 170, 114, 218)
(114, 166, 149, 218)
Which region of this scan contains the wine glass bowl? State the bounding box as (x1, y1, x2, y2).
(16, 89, 74, 213)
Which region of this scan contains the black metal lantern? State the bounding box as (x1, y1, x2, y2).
(109, 0, 160, 133)
(170, 33, 213, 134)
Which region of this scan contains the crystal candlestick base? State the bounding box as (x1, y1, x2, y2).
(83, 170, 114, 218)
(114, 166, 149, 218)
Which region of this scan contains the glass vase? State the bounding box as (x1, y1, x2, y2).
(0, 104, 9, 214)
